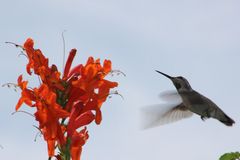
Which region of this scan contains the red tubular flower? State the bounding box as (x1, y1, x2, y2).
(15, 75, 35, 110)
(14, 38, 119, 159)
(67, 102, 95, 137)
(70, 127, 89, 160)
(23, 38, 49, 75)
(63, 49, 77, 80)
(23, 38, 65, 91)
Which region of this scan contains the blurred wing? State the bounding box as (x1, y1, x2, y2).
(140, 103, 193, 129)
(158, 90, 182, 104)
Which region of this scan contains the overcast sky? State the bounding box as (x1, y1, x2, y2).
(0, 0, 240, 160)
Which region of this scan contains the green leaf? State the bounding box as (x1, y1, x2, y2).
(219, 152, 240, 160)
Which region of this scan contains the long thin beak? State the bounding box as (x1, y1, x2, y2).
(155, 70, 173, 79)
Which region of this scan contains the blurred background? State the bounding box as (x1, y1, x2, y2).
(0, 0, 239, 159)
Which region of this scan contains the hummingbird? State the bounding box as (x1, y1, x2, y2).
(141, 70, 235, 129)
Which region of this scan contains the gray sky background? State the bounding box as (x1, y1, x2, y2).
(0, 0, 240, 160)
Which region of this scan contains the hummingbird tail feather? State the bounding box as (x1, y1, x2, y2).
(220, 114, 235, 126)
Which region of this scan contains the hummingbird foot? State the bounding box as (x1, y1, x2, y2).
(201, 116, 208, 121)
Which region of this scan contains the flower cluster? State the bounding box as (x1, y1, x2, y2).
(15, 38, 118, 160)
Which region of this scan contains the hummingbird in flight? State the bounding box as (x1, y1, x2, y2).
(141, 70, 235, 129)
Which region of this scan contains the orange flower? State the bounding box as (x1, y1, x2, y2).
(23, 38, 64, 91)
(15, 75, 34, 110)
(66, 57, 118, 124)
(70, 127, 89, 160)
(67, 102, 95, 137)
(23, 38, 48, 75)
(33, 85, 69, 147)
(14, 38, 119, 159)
(16, 82, 70, 156)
